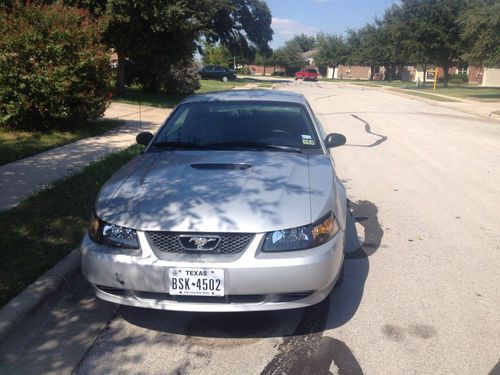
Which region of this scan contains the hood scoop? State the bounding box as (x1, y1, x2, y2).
(190, 163, 252, 170)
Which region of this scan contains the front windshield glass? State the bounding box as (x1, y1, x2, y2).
(153, 101, 321, 152)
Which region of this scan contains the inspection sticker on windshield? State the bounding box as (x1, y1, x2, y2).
(302, 139, 315, 145)
(169, 268, 224, 297)
(301, 134, 313, 140)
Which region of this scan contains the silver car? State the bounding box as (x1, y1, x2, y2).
(81, 89, 347, 312)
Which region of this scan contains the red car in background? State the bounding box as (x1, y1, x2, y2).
(295, 68, 319, 81)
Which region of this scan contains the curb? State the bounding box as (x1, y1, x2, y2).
(0, 248, 81, 342)
(490, 112, 500, 121)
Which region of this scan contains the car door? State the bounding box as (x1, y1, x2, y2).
(202, 65, 214, 79)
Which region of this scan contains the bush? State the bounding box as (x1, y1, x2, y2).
(236, 67, 251, 75)
(449, 73, 469, 84)
(0, 4, 111, 130)
(162, 65, 201, 94)
(124, 58, 201, 94)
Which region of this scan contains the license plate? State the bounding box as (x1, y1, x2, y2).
(168, 268, 224, 297)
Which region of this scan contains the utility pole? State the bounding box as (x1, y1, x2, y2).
(433, 66, 438, 91)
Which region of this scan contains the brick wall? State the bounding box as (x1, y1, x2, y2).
(335, 65, 371, 80)
(245, 65, 280, 76)
(468, 66, 483, 84)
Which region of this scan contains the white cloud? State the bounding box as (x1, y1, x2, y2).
(271, 17, 319, 40)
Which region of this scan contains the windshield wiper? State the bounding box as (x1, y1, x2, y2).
(209, 141, 302, 153)
(152, 141, 216, 150)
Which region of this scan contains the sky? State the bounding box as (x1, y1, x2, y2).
(267, 0, 400, 48)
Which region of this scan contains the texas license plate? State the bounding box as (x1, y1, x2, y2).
(168, 268, 224, 297)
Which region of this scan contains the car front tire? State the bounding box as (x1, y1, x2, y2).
(222, 76, 229, 82)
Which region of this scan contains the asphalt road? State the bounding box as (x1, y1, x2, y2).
(3, 81, 499, 375)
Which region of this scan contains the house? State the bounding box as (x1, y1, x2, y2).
(300, 49, 318, 66)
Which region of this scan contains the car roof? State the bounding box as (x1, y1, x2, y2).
(181, 89, 307, 105)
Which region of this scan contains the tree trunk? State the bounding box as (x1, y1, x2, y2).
(369, 65, 375, 80)
(442, 63, 450, 88)
(263, 65, 266, 76)
(116, 49, 126, 94)
(422, 63, 427, 84)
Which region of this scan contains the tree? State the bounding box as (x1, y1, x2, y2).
(288, 33, 316, 52)
(202, 43, 233, 67)
(347, 24, 388, 80)
(397, 0, 467, 87)
(93, 0, 272, 92)
(314, 33, 347, 72)
(459, 0, 500, 67)
(270, 43, 303, 76)
(0, 3, 111, 130)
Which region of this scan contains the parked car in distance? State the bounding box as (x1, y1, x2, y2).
(81, 89, 347, 312)
(199, 65, 236, 82)
(295, 68, 319, 81)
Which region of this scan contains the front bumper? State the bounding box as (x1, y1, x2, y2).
(81, 230, 344, 312)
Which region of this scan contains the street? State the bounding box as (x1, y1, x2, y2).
(1, 81, 499, 374)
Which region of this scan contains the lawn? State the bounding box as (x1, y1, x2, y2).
(257, 83, 274, 88)
(393, 89, 459, 102)
(411, 85, 500, 102)
(0, 145, 140, 307)
(111, 79, 248, 107)
(0, 120, 123, 167)
(196, 79, 247, 93)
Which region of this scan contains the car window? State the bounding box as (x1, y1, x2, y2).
(154, 101, 322, 152)
(203, 66, 213, 72)
(307, 69, 317, 73)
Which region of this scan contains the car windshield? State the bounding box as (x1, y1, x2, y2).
(152, 101, 322, 153)
(307, 69, 317, 73)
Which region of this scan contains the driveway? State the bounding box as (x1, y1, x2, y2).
(1, 82, 499, 375)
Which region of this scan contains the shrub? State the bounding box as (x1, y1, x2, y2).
(124, 59, 201, 94)
(236, 67, 251, 75)
(0, 4, 111, 130)
(449, 73, 469, 84)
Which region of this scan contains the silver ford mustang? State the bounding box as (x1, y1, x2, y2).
(81, 89, 347, 312)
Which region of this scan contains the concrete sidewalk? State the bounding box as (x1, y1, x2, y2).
(0, 102, 170, 211)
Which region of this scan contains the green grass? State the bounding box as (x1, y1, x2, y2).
(110, 87, 186, 108)
(393, 89, 459, 102)
(352, 80, 500, 102)
(112, 79, 248, 108)
(0, 120, 123, 167)
(196, 79, 247, 93)
(0, 145, 141, 307)
(411, 86, 500, 102)
(492, 110, 500, 115)
(257, 83, 274, 88)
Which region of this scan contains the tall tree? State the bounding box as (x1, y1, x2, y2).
(398, 0, 467, 87)
(202, 43, 233, 67)
(288, 33, 316, 53)
(93, 0, 272, 92)
(270, 43, 303, 76)
(314, 33, 347, 71)
(347, 24, 387, 80)
(459, 0, 500, 67)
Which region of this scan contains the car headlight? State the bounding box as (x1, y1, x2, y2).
(262, 212, 339, 252)
(89, 212, 139, 249)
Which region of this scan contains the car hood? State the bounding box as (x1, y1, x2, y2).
(96, 151, 334, 233)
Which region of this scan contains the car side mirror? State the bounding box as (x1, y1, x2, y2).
(325, 133, 346, 148)
(136, 132, 154, 146)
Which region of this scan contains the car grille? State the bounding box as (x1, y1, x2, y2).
(146, 232, 254, 254)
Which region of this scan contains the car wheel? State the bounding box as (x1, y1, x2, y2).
(222, 76, 229, 82)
